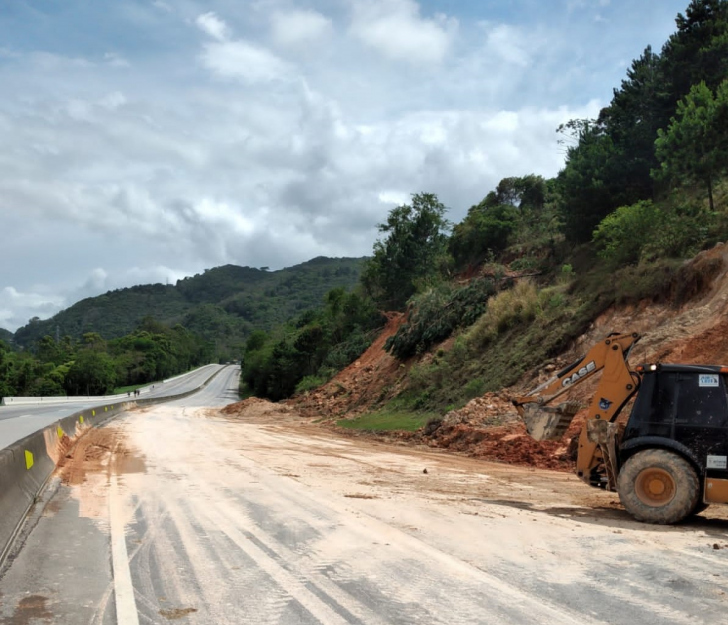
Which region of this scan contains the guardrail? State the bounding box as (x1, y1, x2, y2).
(0, 364, 220, 406)
(0, 364, 228, 567)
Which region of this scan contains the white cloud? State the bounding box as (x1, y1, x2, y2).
(192, 198, 256, 235)
(0, 0, 688, 332)
(196, 12, 230, 42)
(0, 287, 65, 330)
(271, 9, 333, 48)
(104, 52, 130, 68)
(152, 1, 171, 12)
(200, 40, 292, 82)
(484, 24, 531, 67)
(99, 91, 127, 110)
(349, 0, 457, 65)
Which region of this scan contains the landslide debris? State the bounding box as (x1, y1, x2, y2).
(55, 426, 145, 486)
(289, 312, 408, 419)
(231, 244, 728, 474)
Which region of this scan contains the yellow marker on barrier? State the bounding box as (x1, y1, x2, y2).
(25, 450, 34, 470)
(79, 415, 84, 424)
(92, 410, 95, 416)
(105, 406, 108, 412)
(57, 426, 64, 439)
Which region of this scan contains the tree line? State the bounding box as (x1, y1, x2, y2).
(0, 318, 213, 399)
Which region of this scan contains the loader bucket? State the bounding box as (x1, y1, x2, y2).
(522, 402, 580, 441)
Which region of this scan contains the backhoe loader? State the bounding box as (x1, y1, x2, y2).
(512, 332, 728, 524)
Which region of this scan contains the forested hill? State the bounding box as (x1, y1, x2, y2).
(12, 257, 366, 353)
(0, 328, 12, 343)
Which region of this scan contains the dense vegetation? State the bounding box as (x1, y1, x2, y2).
(240, 0, 728, 415)
(12, 257, 365, 362)
(0, 318, 212, 398)
(1, 257, 365, 400)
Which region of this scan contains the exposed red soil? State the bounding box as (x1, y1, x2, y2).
(226, 243, 728, 473)
(288, 312, 409, 418)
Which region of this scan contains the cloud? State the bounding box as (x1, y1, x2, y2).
(196, 12, 230, 41)
(0, 287, 65, 330)
(483, 24, 531, 67)
(349, 0, 457, 65)
(104, 52, 130, 68)
(271, 9, 333, 48)
(0, 0, 688, 331)
(200, 40, 292, 82)
(152, 1, 172, 12)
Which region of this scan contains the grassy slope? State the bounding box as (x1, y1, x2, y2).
(339, 255, 691, 431)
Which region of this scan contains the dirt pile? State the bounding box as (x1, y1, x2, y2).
(289, 312, 408, 420)
(221, 397, 292, 419)
(410, 392, 576, 471)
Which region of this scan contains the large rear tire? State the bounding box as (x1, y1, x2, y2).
(617, 449, 699, 524)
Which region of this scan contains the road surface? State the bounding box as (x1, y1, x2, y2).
(0, 364, 226, 449)
(1, 374, 727, 624)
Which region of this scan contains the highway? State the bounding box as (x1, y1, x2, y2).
(1, 366, 727, 624)
(0, 364, 225, 449)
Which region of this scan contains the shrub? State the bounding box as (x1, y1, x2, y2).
(592, 200, 661, 265)
(295, 375, 329, 395)
(385, 278, 496, 360)
(465, 279, 541, 348)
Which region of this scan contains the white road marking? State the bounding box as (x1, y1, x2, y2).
(110, 474, 140, 625)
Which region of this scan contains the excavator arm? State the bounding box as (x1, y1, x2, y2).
(512, 332, 642, 489)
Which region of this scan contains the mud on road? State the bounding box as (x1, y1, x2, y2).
(215, 400, 728, 624)
(2, 399, 728, 624)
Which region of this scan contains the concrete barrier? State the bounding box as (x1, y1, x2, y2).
(0, 365, 229, 565)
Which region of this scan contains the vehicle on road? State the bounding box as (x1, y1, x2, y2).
(512, 332, 728, 524)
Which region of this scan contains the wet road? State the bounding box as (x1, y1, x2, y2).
(1, 370, 728, 624)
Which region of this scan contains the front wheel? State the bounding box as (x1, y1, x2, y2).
(617, 449, 699, 524)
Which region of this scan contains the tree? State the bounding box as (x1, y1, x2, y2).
(598, 46, 665, 203)
(449, 203, 518, 269)
(556, 121, 629, 243)
(660, 0, 728, 111)
(654, 80, 728, 211)
(361, 193, 450, 310)
(64, 350, 117, 395)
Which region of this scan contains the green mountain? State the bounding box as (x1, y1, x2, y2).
(0, 328, 12, 343)
(13, 257, 367, 357)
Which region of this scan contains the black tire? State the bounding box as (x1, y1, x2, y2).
(617, 449, 700, 524)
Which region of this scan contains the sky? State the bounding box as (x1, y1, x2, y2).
(0, 0, 691, 332)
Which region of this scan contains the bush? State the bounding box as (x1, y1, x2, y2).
(594, 200, 710, 265)
(593, 200, 661, 265)
(464, 279, 541, 348)
(385, 278, 496, 360)
(641, 204, 710, 260)
(295, 375, 329, 395)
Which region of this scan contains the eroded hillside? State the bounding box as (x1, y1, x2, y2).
(256, 243, 728, 471)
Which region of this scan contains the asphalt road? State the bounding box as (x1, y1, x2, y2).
(0, 364, 226, 449)
(2, 370, 727, 624)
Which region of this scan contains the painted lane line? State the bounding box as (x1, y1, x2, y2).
(110, 474, 140, 625)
